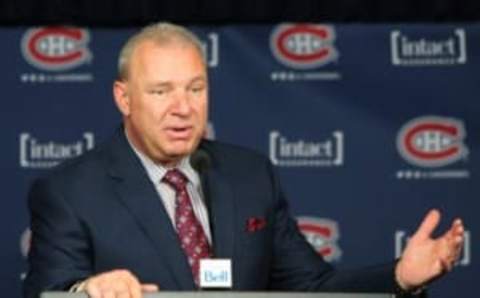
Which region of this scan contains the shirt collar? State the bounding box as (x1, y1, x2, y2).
(124, 130, 200, 187)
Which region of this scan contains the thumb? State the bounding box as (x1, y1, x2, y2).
(141, 284, 159, 292)
(413, 209, 441, 241)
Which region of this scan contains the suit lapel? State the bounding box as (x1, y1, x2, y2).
(204, 169, 236, 259)
(199, 142, 238, 287)
(107, 130, 195, 290)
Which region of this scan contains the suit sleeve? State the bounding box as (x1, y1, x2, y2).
(265, 159, 397, 292)
(23, 177, 92, 298)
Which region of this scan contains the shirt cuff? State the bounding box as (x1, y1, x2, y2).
(69, 280, 87, 292)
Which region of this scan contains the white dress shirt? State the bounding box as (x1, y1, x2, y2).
(126, 134, 212, 244)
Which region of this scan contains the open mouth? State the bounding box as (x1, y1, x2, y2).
(165, 126, 193, 140)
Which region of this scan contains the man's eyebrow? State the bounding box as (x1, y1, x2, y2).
(146, 81, 172, 88)
(145, 76, 207, 88)
(189, 75, 207, 84)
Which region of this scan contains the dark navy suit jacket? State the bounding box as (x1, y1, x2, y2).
(24, 129, 396, 298)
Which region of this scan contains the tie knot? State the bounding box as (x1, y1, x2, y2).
(163, 169, 188, 192)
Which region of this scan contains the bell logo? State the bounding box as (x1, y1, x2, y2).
(21, 27, 92, 71)
(270, 23, 338, 69)
(397, 116, 468, 168)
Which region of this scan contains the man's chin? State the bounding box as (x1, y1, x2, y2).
(164, 145, 196, 159)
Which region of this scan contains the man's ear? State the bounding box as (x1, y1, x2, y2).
(113, 80, 131, 116)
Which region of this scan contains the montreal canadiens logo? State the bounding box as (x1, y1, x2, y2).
(21, 27, 92, 71)
(397, 116, 468, 168)
(297, 217, 341, 262)
(270, 23, 338, 69)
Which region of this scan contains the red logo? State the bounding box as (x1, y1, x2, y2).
(297, 217, 341, 262)
(397, 116, 468, 167)
(21, 27, 92, 71)
(270, 23, 338, 69)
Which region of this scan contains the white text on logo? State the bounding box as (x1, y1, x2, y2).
(20, 132, 94, 168)
(391, 29, 467, 66)
(270, 130, 343, 167)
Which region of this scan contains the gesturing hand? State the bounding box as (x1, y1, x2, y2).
(395, 209, 464, 291)
(82, 269, 159, 298)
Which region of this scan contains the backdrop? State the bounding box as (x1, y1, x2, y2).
(1, 23, 477, 298)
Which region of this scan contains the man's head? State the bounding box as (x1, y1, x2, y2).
(113, 22, 208, 166)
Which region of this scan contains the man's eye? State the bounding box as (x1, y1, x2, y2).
(190, 86, 205, 94)
(150, 89, 166, 95)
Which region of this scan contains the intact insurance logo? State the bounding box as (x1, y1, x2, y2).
(270, 23, 340, 82)
(269, 130, 343, 167)
(19, 132, 95, 168)
(396, 116, 469, 179)
(391, 28, 467, 66)
(297, 217, 342, 262)
(20, 26, 93, 83)
(395, 230, 471, 267)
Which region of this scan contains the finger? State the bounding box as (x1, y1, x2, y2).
(450, 218, 463, 233)
(440, 219, 464, 243)
(114, 269, 141, 298)
(453, 219, 464, 235)
(119, 270, 141, 298)
(129, 281, 142, 298)
(113, 280, 130, 297)
(453, 218, 463, 226)
(439, 256, 454, 273)
(445, 236, 463, 265)
(453, 236, 464, 258)
(118, 292, 130, 298)
(103, 290, 115, 298)
(141, 284, 159, 292)
(413, 209, 441, 240)
(455, 234, 464, 245)
(85, 280, 102, 298)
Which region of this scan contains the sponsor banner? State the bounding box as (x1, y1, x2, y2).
(269, 130, 344, 167)
(391, 28, 467, 66)
(20, 26, 94, 83)
(270, 23, 341, 81)
(396, 116, 469, 179)
(19, 132, 95, 169)
(297, 216, 342, 262)
(0, 24, 477, 298)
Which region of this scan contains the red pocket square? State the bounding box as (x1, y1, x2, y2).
(246, 217, 266, 232)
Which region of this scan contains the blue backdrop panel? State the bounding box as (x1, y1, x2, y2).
(1, 24, 477, 298)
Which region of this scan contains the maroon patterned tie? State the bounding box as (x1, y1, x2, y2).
(163, 169, 212, 286)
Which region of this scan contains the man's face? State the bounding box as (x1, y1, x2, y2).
(114, 40, 208, 165)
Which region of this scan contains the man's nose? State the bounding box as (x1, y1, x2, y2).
(171, 90, 192, 116)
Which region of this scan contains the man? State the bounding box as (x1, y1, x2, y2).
(24, 23, 464, 298)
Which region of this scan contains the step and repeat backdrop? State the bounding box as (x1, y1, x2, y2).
(1, 24, 478, 297)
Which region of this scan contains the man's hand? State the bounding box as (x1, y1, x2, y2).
(395, 209, 465, 291)
(81, 269, 159, 298)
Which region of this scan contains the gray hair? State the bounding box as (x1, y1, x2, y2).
(117, 22, 205, 80)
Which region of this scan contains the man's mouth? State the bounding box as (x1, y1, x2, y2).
(165, 126, 193, 140)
